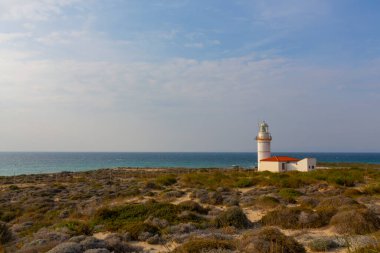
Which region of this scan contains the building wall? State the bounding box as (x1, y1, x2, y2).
(257, 140, 271, 170)
(286, 158, 317, 172)
(259, 158, 317, 172)
(259, 161, 280, 172)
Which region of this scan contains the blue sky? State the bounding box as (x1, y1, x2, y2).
(0, 0, 379, 152)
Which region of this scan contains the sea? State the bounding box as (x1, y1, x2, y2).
(0, 152, 379, 176)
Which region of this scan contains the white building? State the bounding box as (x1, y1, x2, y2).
(256, 121, 316, 172)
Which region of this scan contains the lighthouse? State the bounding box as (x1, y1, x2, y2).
(256, 121, 272, 169)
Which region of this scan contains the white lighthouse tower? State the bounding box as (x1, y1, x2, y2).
(256, 121, 272, 170)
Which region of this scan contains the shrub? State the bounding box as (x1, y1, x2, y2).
(212, 206, 251, 229)
(240, 227, 306, 253)
(58, 221, 93, 235)
(0, 222, 12, 244)
(344, 188, 363, 197)
(314, 206, 338, 227)
(235, 178, 254, 188)
(178, 201, 208, 214)
(261, 207, 301, 229)
(156, 174, 177, 186)
(362, 183, 380, 195)
(278, 188, 302, 203)
(261, 206, 332, 229)
(123, 221, 159, 240)
(298, 196, 319, 208)
(255, 196, 280, 209)
(308, 238, 339, 252)
(9, 185, 20, 191)
(172, 237, 236, 253)
(353, 243, 380, 253)
(330, 208, 380, 234)
(317, 196, 358, 209)
(94, 202, 189, 231)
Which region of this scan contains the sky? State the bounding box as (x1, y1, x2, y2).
(0, 0, 379, 152)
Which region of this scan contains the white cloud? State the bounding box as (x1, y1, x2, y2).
(0, 0, 82, 21)
(0, 32, 31, 43)
(1, 51, 379, 151)
(36, 31, 87, 44)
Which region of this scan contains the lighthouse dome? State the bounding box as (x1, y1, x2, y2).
(259, 121, 269, 133)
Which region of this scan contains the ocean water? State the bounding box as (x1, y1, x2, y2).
(0, 152, 379, 176)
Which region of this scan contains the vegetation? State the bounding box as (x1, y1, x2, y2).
(212, 206, 251, 229)
(308, 238, 339, 252)
(172, 237, 236, 253)
(156, 174, 177, 186)
(0, 163, 379, 252)
(0, 222, 12, 244)
(278, 188, 302, 203)
(330, 208, 380, 234)
(240, 227, 306, 253)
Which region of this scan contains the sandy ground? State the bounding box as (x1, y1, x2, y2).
(171, 192, 192, 205)
(94, 232, 177, 253)
(129, 241, 178, 253)
(242, 207, 265, 223)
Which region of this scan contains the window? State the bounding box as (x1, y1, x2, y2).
(312, 165, 315, 169)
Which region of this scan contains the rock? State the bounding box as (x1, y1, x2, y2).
(146, 234, 162, 245)
(69, 235, 88, 243)
(84, 249, 110, 253)
(47, 242, 82, 253)
(167, 223, 196, 234)
(138, 232, 152, 241)
(223, 195, 240, 206)
(80, 237, 108, 250)
(11, 221, 33, 233)
(164, 190, 184, 198)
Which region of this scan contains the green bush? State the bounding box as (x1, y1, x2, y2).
(278, 188, 302, 203)
(212, 206, 251, 229)
(235, 178, 254, 188)
(156, 174, 177, 186)
(94, 202, 206, 230)
(178, 200, 208, 214)
(57, 221, 93, 235)
(123, 221, 159, 240)
(172, 237, 236, 253)
(181, 171, 233, 189)
(9, 185, 19, 191)
(94, 201, 196, 231)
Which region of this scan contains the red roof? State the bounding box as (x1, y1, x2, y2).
(260, 156, 300, 162)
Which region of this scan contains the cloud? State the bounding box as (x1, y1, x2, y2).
(0, 0, 82, 21)
(184, 42, 204, 48)
(0, 32, 31, 43)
